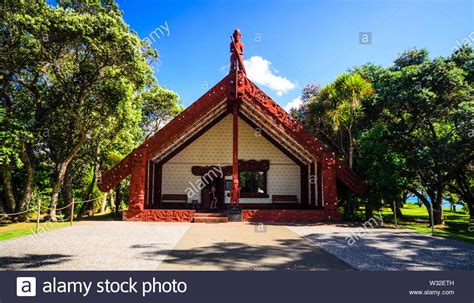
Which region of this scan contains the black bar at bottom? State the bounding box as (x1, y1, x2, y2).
(1, 271, 472, 303)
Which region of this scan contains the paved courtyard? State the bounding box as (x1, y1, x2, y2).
(0, 221, 472, 271)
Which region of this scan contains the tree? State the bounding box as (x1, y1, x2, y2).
(0, 0, 46, 217)
(356, 124, 409, 220)
(322, 73, 375, 169)
(294, 48, 473, 224)
(1, 0, 182, 222)
(373, 49, 473, 225)
(316, 73, 374, 219)
(37, 0, 155, 220)
(140, 86, 183, 138)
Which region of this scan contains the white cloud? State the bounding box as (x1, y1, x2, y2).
(283, 96, 302, 112)
(244, 56, 296, 96)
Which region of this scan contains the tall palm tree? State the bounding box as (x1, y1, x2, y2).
(320, 73, 374, 219)
(324, 73, 374, 169)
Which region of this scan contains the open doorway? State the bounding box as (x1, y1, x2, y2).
(200, 176, 225, 211)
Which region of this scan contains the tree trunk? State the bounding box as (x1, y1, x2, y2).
(79, 146, 101, 217)
(49, 133, 85, 221)
(461, 193, 472, 220)
(452, 172, 473, 220)
(17, 144, 35, 221)
(365, 202, 373, 221)
(100, 193, 108, 213)
(348, 132, 353, 169)
(346, 130, 354, 219)
(50, 161, 69, 221)
(79, 165, 100, 217)
(469, 203, 474, 221)
(62, 163, 73, 220)
(0, 162, 16, 212)
(393, 192, 406, 219)
(407, 188, 434, 224)
(432, 190, 444, 225)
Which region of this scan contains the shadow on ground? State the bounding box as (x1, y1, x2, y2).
(137, 238, 355, 271)
(0, 254, 72, 270)
(299, 230, 474, 271)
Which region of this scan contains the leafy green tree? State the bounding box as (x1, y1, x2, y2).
(34, 0, 155, 220)
(295, 48, 472, 224)
(0, 0, 46, 217)
(321, 73, 375, 169)
(140, 86, 183, 138)
(312, 73, 374, 219)
(1, 0, 181, 222)
(373, 49, 472, 224)
(355, 124, 409, 220)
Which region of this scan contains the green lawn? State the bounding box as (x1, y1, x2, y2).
(0, 221, 70, 241)
(364, 203, 474, 244)
(0, 211, 121, 241)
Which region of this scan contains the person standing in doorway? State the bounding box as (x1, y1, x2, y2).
(210, 184, 218, 210)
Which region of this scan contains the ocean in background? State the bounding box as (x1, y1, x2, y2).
(406, 196, 464, 209)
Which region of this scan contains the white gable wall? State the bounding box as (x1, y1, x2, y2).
(162, 115, 301, 204)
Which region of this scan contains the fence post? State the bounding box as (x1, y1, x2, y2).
(430, 202, 435, 236)
(393, 200, 397, 227)
(70, 198, 75, 226)
(36, 199, 41, 234)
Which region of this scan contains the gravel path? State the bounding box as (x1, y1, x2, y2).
(0, 221, 190, 270)
(289, 224, 474, 271)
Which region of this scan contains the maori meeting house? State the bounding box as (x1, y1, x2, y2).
(97, 30, 366, 223)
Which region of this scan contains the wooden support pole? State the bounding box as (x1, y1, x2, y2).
(430, 202, 435, 236)
(36, 199, 41, 234)
(393, 200, 398, 227)
(70, 198, 75, 226)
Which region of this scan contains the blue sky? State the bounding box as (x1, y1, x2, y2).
(115, 0, 473, 109)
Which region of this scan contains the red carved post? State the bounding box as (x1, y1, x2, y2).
(230, 100, 240, 205)
(321, 152, 339, 219)
(128, 146, 148, 212)
(228, 29, 246, 205)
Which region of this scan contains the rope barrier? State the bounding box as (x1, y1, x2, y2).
(76, 197, 101, 204)
(0, 207, 34, 217)
(55, 201, 75, 211)
(0, 196, 100, 217)
(1, 196, 105, 234)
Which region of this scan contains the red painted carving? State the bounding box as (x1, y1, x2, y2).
(242, 210, 342, 222)
(124, 209, 196, 222)
(128, 145, 147, 212)
(191, 165, 232, 176)
(97, 156, 132, 192)
(321, 152, 338, 211)
(230, 100, 240, 205)
(230, 29, 246, 75)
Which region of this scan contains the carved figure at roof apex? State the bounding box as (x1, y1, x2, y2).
(230, 29, 246, 74)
